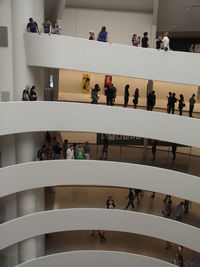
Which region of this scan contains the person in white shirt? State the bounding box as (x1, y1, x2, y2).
(67, 145, 74, 159)
(162, 32, 170, 51)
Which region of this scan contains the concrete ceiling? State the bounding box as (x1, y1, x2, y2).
(65, 0, 154, 13)
(158, 0, 200, 34)
(45, 0, 200, 37)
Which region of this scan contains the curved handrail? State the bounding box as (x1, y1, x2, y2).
(0, 160, 199, 203)
(1, 102, 200, 148)
(0, 209, 200, 252)
(16, 250, 175, 267)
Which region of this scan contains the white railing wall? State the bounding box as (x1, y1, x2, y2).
(1, 209, 200, 252)
(0, 160, 200, 203)
(1, 102, 200, 148)
(16, 251, 175, 267)
(24, 33, 200, 86)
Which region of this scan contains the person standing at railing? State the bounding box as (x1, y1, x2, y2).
(167, 92, 172, 113)
(29, 86, 37, 101)
(132, 34, 140, 47)
(89, 30, 95, 40)
(22, 85, 30, 101)
(156, 36, 162, 50)
(162, 32, 170, 51)
(97, 26, 109, 42)
(141, 32, 149, 48)
(27, 18, 40, 34)
(83, 141, 91, 160)
(42, 19, 52, 35)
(52, 21, 61, 35)
(189, 94, 196, 117)
(67, 145, 74, 159)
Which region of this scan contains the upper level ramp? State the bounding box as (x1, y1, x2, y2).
(24, 33, 200, 86)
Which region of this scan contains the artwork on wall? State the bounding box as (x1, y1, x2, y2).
(104, 75, 112, 88)
(82, 74, 90, 93)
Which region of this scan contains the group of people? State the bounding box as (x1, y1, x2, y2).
(132, 31, 169, 51)
(37, 134, 91, 161)
(167, 92, 196, 117)
(27, 18, 61, 35)
(22, 85, 37, 101)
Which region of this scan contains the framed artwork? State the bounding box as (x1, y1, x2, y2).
(104, 75, 112, 88)
(82, 74, 90, 93)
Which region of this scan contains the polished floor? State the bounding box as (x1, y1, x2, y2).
(45, 185, 200, 265)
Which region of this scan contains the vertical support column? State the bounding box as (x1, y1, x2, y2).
(0, 134, 19, 266)
(143, 80, 154, 160)
(15, 132, 44, 263)
(151, 0, 159, 48)
(11, 0, 45, 263)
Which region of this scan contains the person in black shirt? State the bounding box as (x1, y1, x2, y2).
(53, 142, 62, 159)
(106, 196, 115, 209)
(142, 32, 149, 48)
(22, 85, 30, 101)
(101, 136, 109, 160)
(63, 139, 68, 159)
(172, 143, 177, 159)
(167, 92, 172, 113)
(171, 93, 177, 114)
(105, 85, 112, 106)
(29, 86, 37, 101)
(178, 94, 185, 116)
(156, 36, 162, 49)
(147, 91, 156, 111)
(133, 88, 139, 109)
(125, 188, 135, 210)
(133, 189, 142, 204)
(124, 84, 130, 107)
(152, 139, 158, 160)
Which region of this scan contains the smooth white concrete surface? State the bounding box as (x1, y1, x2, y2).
(16, 251, 175, 267)
(1, 209, 200, 252)
(1, 160, 200, 203)
(24, 33, 200, 86)
(1, 102, 200, 148)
